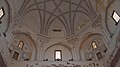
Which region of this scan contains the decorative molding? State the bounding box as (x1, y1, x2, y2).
(66, 35, 79, 46)
(92, 14, 102, 28)
(37, 34, 50, 45)
(13, 13, 24, 28)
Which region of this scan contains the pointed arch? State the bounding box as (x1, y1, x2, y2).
(10, 32, 38, 60)
(43, 42, 73, 61)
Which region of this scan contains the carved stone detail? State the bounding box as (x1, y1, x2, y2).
(37, 34, 50, 45)
(13, 13, 23, 28)
(92, 14, 102, 28)
(66, 35, 79, 46)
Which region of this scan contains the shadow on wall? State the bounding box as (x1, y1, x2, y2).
(110, 46, 120, 67)
(0, 53, 7, 67)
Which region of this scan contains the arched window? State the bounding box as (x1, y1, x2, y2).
(91, 41, 98, 49)
(18, 41, 24, 49)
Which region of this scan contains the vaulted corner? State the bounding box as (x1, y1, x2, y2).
(8, 32, 38, 61)
(12, 0, 99, 37)
(43, 43, 72, 61)
(79, 33, 108, 61)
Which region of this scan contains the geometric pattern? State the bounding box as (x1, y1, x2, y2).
(15, 0, 97, 37)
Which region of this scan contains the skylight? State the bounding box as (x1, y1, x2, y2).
(0, 7, 5, 19)
(112, 11, 120, 25)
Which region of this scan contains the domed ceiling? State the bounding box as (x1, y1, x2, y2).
(13, 0, 98, 38)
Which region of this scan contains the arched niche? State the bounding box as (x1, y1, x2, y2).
(9, 32, 37, 61)
(79, 33, 107, 61)
(43, 43, 73, 61)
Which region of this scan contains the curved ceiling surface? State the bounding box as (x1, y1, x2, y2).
(13, 0, 98, 38)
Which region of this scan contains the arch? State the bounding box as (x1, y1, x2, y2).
(23, 9, 90, 36)
(79, 33, 108, 60)
(80, 33, 107, 49)
(43, 42, 73, 61)
(46, 11, 91, 35)
(10, 32, 38, 60)
(48, 18, 67, 38)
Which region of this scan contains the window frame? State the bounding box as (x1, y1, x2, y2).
(13, 51, 19, 60)
(18, 41, 24, 49)
(111, 10, 120, 25)
(91, 41, 98, 49)
(54, 50, 62, 61)
(0, 7, 5, 20)
(96, 52, 103, 60)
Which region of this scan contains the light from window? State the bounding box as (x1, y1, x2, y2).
(55, 50, 62, 61)
(91, 41, 97, 49)
(112, 11, 120, 25)
(18, 41, 24, 49)
(0, 7, 5, 19)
